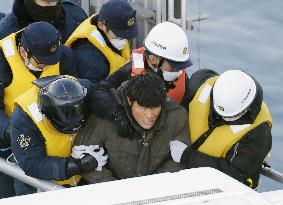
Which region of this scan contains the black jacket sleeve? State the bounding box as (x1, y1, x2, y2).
(59, 46, 78, 77)
(72, 39, 110, 84)
(0, 50, 12, 147)
(10, 106, 68, 180)
(89, 61, 132, 117)
(180, 122, 272, 184)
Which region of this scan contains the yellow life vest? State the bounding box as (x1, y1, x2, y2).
(14, 86, 81, 186)
(0, 32, 60, 116)
(65, 14, 130, 75)
(189, 76, 272, 158)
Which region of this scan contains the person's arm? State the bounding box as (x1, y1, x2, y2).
(0, 51, 12, 148)
(10, 107, 101, 180)
(89, 61, 132, 117)
(88, 63, 133, 139)
(10, 107, 68, 180)
(59, 46, 78, 77)
(180, 122, 272, 183)
(156, 106, 189, 173)
(75, 114, 116, 183)
(72, 40, 110, 84)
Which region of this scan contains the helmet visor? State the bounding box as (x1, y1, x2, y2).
(50, 101, 86, 134)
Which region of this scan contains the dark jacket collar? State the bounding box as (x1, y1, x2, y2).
(12, 0, 65, 29)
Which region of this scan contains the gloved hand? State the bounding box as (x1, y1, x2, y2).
(169, 140, 188, 163)
(112, 105, 133, 139)
(71, 145, 108, 171)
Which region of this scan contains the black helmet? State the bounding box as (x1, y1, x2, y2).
(38, 77, 87, 134)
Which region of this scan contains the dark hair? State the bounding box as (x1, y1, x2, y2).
(125, 73, 166, 108)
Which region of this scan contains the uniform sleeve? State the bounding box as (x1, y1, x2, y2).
(59, 46, 78, 77)
(0, 50, 12, 147)
(180, 122, 272, 184)
(75, 114, 116, 183)
(89, 62, 132, 118)
(10, 106, 69, 181)
(72, 39, 110, 84)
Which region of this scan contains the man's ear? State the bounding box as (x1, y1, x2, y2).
(19, 46, 27, 60)
(97, 21, 106, 31)
(148, 55, 159, 65)
(127, 97, 132, 106)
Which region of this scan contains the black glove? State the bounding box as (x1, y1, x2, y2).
(65, 154, 98, 178)
(1, 125, 11, 148)
(112, 105, 133, 139)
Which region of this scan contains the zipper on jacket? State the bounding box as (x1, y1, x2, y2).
(142, 132, 148, 147)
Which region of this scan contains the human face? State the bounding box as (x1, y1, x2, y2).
(130, 100, 161, 129)
(33, 0, 57, 7)
(97, 21, 127, 50)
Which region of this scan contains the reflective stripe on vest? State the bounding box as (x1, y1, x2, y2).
(131, 47, 186, 103)
(0, 32, 60, 116)
(189, 76, 272, 158)
(14, 86, 81, 186)
(65, 14, 130, 75)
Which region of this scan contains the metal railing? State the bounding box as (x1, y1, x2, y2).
(0, 157, 64, 192)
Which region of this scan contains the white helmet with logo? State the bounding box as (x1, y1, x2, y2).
(144, 22, 192, 70)
(213, 70, 257, 118)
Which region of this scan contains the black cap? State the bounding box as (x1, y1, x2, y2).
(99, 0, 138, 39)
(20, 21, 68, 65)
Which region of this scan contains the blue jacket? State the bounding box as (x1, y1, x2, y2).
(10, 79, 93, 180)
(0, 0, 87, 43)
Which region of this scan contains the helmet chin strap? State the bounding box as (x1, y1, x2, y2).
(222, 110, 247, 122)
(151, 59, 176, 91)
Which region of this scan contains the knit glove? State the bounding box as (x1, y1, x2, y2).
(72, 145, 108, 171)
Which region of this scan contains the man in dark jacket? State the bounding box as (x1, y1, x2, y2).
(0, 21, 77, 198)
(10, 75, 107, 196)
(88, 22, 193, 139)
(0, 0, 87, 43)
(169, 69, 272, 189)
(75, 73, 189, 183)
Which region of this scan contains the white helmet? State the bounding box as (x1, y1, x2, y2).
(213, 70, 257, 118)
(144, 22, 192, 70)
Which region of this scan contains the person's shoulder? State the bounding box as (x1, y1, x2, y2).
(189, 68, 219, 82)
(62, 1, 87, 18)
(163, 98, 188, 117)
(11, 106, 33, 127)
(0, 13, 19, 39)
(78, 113, 114, 140)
